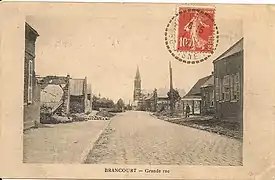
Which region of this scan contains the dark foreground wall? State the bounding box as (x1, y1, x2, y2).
(23, 85, 41, 130)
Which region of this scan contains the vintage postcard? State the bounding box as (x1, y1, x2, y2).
(0, 2, 275, 180)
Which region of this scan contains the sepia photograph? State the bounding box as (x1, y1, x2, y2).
(23, 5, 243, 166)
(1, 3, 275, 179)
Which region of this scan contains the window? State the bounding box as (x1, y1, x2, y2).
(230, 75, 235, 100)
(28, 60, 33, 103)
(234, 73, 240, 100)
(219, 78, 223, 101)
(210, 90, 214, 107)
(223, 75, 230, 101)
(215, 78, 219, 101)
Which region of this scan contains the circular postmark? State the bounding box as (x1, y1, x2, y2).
(165, 7, 219, 64)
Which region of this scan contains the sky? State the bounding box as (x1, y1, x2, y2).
(27, 4, 242, 103)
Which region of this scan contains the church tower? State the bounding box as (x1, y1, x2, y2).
(133, 66, 141, 101)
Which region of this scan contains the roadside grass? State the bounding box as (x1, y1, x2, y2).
(166, 117, 242, 141)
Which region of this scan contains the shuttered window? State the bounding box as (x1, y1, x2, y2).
(28, 60, 33, 103)
(223, 75, 230, 101)
(211, 89, 214, 107)
(215, 77, 219, 101)
(230, 75, 235, 100)
(234, 73, 240, 100)
(219, 78, 223, 101)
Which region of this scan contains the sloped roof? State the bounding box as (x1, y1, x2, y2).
(176, 88, 186, 97)
(157, 88, 186, 98)
(142, 88, 185, 98)
(145, 93, 154, 100)
(184, 75, 212, 97)
(201, 75, 214, 88)
(213, 38, 243, 63)
(25, 22, 39, 37)
(69, 79, 84, 96)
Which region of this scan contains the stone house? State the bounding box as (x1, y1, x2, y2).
(213, 38, 243, 122)
(200, 74, 215, 115)
(143, 89, 158, 112)
(23, 22, 40, 130)
(156, 96, 170, 112)
(182, 75, 213, 115)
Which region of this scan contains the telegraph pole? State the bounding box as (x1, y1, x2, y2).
(169, 61, 175, 115)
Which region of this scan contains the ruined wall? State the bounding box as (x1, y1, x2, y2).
(39, 75, 70, 115)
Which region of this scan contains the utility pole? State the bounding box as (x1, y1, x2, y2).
(153, 88, 158, 112)
(169, 61, 175, 115)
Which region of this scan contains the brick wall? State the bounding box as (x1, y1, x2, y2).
(24, 83, 41, 130)
(24, 23, 39, 130)
(61, 76, 70, 115)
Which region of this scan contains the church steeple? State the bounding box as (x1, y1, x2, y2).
(135, 65, 141, 81)
(133, 65, 141, 101)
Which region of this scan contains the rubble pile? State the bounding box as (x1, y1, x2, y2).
(153, 110, 182, 120)
(96, 110, 115, 118)
(71, 112, 111, 121)
(51, 115, 73, 123)
(41, 107, 113, 124)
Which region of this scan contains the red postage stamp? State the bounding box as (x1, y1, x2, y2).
(177, 7, 215, 53)
(164, 6, 218, 64)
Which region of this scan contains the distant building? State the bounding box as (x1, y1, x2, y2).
(143, 89, 158, 112)
(213, 38, 243, 122)
(182, 75, 213, 115)
(87, 83, 92, 112)
(156, 96, 170, 112)
(23, 22, 40, 130)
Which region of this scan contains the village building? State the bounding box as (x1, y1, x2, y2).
(38, 75, 92, 123)
(24, 22, 40, 130)
(213, 38, 243, 122)
(132, 62, 185, 113)
(200, 74, 215, 115)
(143, 89, 158, 112)
(182, 75, 213, 115)
(156, 96, 170, 112)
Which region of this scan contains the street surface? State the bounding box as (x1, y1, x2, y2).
(85, 111, 242, 166)
(23, 120, 109, 163)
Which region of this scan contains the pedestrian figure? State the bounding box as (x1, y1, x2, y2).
(185, 104, 190, 118)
